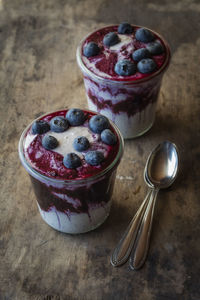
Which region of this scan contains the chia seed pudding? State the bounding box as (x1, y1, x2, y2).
(77, 23, 171, 138)
(18, 109, 124, 234)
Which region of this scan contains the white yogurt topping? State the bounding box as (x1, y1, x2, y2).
(109, 34, 133, 51)
(82, 34, 134, 78)
(49, 126, 99, 157)
(24, 133, 36, 151)
(82, 56, 112, 79)
(24, 125, 110, 159)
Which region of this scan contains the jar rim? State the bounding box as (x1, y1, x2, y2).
(18, 109, 124, 185)
(76, 24, 171, 85)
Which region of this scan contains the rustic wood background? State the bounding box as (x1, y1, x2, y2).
(0, 0, 200, 299)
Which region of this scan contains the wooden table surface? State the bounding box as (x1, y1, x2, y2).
(1, 1, 200, 299)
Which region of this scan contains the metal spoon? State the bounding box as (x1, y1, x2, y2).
(110, 141, 179, 269)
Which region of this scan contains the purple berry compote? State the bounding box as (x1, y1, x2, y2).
(76, 24, 171, 138)
(18, 109, 124, 234)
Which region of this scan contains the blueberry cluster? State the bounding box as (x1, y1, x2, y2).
(31, 109, 117, 170)
(83, 22, 164, 76)
(115, 25, 164, 75)
(89, 115, 117, 146)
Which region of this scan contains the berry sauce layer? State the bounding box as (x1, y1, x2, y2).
(23, 110, 120, 180)
(81, 25, 167, 81)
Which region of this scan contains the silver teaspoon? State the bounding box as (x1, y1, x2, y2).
(110, 141, 179, 269)
(129, 140, 179, 270)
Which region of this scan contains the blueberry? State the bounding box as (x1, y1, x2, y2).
(83, 42, 100, 57)
(32, 120, 50, 134)
(146, 42, 164, 55)
(114, 60, 136, 76)
(103, 32, 120, 47)
(85, 151, 104, 166)
(66, 108, 85, 126)
(132, 48, 151, 62)
(63, 153, 82, 169)
(135, 28, 155, 43)
(101, 129, 117, 145)
(73, 136, 90, 152)
(50, 116, 69, 133)
(89, 115, 110, 134)
(42, 135, 59, 150)
(118, 22, 133, 34)
(137, 58, 157, 74)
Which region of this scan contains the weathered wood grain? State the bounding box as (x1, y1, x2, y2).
(0, 0, 200, 299)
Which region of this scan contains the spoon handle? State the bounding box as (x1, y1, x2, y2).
(129, 188, 159, 270)
(110, 189, 152, 267)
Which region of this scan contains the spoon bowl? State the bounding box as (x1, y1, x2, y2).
(145, 141, 179, 189)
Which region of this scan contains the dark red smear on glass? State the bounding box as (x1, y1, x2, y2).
(88, 89, 159, 117)
(30, 169, 115, 214)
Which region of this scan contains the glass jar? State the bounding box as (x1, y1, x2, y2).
(18, 110, 124, 234)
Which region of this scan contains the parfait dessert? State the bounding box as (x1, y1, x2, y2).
(18, 108, 124, 234)
(77, 23, 170, 138)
